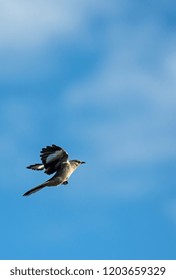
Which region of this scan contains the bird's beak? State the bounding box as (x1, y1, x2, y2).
(81, 161, 86, 164)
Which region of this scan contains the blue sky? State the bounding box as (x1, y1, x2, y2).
(0, 0, 176, 260)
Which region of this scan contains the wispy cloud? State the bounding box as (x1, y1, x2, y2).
(62, 16, 176, 165)
(0, 0, 117, 49)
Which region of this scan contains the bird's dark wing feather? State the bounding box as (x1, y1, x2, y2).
(40, 144, 68, 175)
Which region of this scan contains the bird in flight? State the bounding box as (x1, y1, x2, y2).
(23, 144, 85, 196)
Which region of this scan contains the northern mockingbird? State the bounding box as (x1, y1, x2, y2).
(23, 144, 85, 196)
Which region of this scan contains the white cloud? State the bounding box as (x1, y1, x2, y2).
(62, 19, 176, 165)
(0, 0, 75, 48)
(0, 0, 118, 49)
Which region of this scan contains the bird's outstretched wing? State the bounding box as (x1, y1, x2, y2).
(40, 144, 68, 175)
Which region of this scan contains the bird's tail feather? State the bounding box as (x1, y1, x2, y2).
(23, 182, 47, 196)
(27, 163, 44, 171)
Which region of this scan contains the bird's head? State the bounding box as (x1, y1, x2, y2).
(71, 160, 86, 168)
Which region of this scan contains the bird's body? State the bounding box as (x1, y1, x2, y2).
(23, 144, 85, 196)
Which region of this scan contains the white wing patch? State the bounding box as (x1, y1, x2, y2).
(46, 150, 63, 163)
(36, 164, 45, 170)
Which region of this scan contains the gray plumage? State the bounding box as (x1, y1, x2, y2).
(23, 144, 85, 196)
